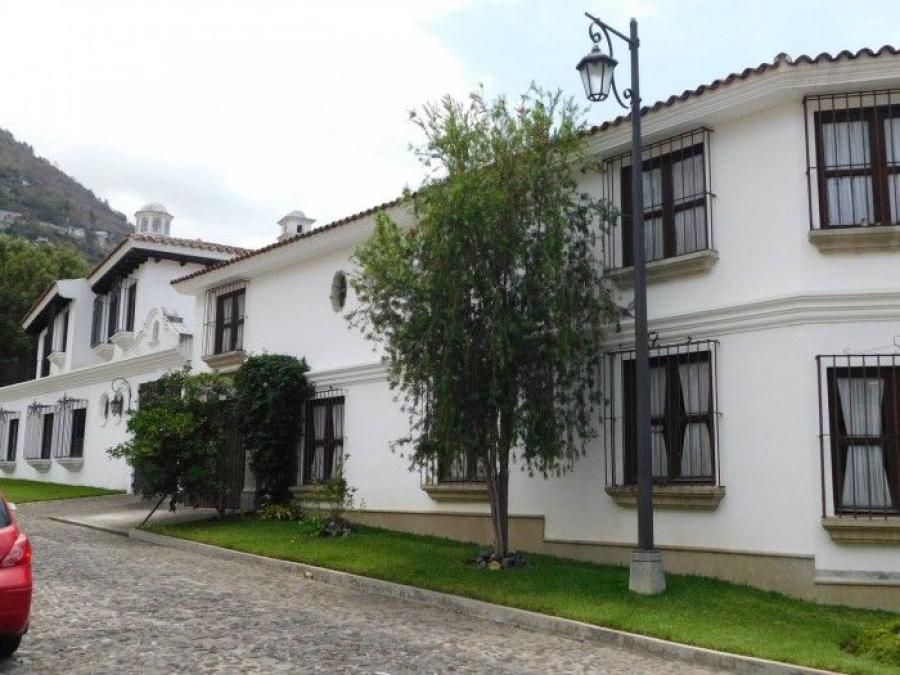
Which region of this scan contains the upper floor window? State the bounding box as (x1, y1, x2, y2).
(204, 281, 246, 357)
(817, 354, 899, 517)
(51, 309, 68, 355)
(806, 90, 900, 229)
(608, 339, 720, 486)
(605, 129, 713, 268)
(91, 279, 137, 347)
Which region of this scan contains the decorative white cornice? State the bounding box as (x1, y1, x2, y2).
(0, 347, 189, 403)
(607, 290, 900, 347)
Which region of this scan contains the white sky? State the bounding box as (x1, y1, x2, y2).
(0, 1, 896, 249)
(0, 0, 484, 248)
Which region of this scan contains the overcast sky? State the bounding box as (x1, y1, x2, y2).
(1, 0, 898, 249)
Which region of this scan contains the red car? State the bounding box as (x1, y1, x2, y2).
(0, 498, 31, 657)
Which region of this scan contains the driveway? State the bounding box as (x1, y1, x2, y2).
(8, 498, 721, 674)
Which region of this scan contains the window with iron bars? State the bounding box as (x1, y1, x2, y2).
(603, 339, 721, 486)
(805, 89, 900, 229)
(0, 410, 20, 462)
(816, 354, 900, 517)
(24, 403, 55, 460)
(52, 396, 88, 459)
(299, 392, 344, 486)
(203, 281, 246, 357)
(422, 450, 487, 486)
(598, 129, 714, 269)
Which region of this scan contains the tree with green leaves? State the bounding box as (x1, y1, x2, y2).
(350, 87, 618, 557)
(0, 234, 88, 385)
(233, 354, 312, 506)
(108, 368, 237, 519)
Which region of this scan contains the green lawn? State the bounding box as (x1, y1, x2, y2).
(0, 478, 122, 503)
(151, 516, 898, 674)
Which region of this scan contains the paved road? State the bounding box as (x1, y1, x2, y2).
(7, 499, 720, 674)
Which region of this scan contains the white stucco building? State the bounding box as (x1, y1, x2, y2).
(0, 203, 246, 490)
(2, 48, 900, 610)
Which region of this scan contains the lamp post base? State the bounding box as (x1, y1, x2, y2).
(628, 549, 666, 595)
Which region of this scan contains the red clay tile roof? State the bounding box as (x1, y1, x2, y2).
(87, 232, 249, 281)
(587, 46, 900, 135)
(171, 195, 406, 285)
(173, 46, 900, 286)
(22, 233, 249, 326)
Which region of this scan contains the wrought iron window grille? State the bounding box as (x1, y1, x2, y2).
(816, 354, 900, 517)
(299, 388, 346, 486)
(804, 89, 900, 230)
(598, 128, 715, 269)
(203, 280, 247, 358)
(602, 338, 721, 487)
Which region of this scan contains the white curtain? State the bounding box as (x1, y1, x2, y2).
(886, 117, 900, 223)
(642, 166, 664, 261)
(674, 206, 706, 255)
(310, 404, 327, 481)
(679, 361, 712, 478)
(822, 120, 873, 225)
(836, 377, 892, 509)
(649, 365, 667, 478)
(52, 406, 73, 459)
(330, 402, 344, 478)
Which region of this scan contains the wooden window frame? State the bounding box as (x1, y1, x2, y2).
(302, 396, 344, 485)
(214, 289, 245, 355)
(622, 350, 716, 485)
(825, 366, 900, 515)
(814, 106, 900, 228)
(69, 407, 87, 459)
(5, 418, 18, 462)
(40, 413, 54, 460)
(621, 143, 707, 266)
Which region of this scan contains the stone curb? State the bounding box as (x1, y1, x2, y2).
(48, 515, 129, 537)
(128, 528, 833, 675)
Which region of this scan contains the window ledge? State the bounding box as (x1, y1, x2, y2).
(290, 484, 337, 502)
(605, 484, 725, 510)
(609, 249, 718, 285)
(55, 457, 84, 471)
(92, 342, 114, 361)
(422, 482, 489, 503)
(808, 225, 900, 253)
(110, 330, 136, 350)
(203, 350, 246, 373)
(47, 351, 66, 369)
(25, 459, 51, 472)
(0, 461, 15, 473)
(822, 516, 900, 545)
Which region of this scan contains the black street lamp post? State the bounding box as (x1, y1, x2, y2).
(576, 13, 665, 594)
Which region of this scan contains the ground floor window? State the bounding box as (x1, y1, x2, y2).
(0, 411, 19, 462)
(438, 450, 486, 483)
(301, 394, 344, 485)
(819, 355, 900, 515)
(616, 340, 719, 485)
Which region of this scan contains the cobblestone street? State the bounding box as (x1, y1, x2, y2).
(7, 499, 721, 674)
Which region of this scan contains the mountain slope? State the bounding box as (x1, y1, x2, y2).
(0, 128, 133, 262)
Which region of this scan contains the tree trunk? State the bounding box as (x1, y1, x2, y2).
(486, 448, 510, 558)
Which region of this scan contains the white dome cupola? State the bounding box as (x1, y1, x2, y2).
(135, 202, 173, 236)
(278, 209, 315, 242)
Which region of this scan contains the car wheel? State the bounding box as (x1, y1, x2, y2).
(0, 635, 21, 658)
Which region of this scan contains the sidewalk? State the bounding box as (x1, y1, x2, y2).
(20, 493, 219, 535)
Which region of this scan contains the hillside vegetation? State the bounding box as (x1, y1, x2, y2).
(0, 128, 132, 262)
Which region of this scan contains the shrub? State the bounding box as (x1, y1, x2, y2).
(234, 354, 312, 506)
(257, 502, 305, 522)
(844, 617, 900, 666)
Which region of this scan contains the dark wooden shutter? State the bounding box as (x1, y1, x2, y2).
(126, 284, 137, 332)
(6, 419, 18, 461)
(41, 413, 54, 459)
(108, 288, 119, 337)
(60, 310, 69, 352)
(69, 408, 87, 458)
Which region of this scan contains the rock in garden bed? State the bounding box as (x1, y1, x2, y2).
(475, 549, 527, 570)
